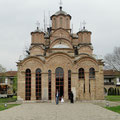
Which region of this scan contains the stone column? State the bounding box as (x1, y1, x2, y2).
(85, 72, 90, 100)
(71, 73, 77, 101)
(90, 79, 95, 100)
(95, 70, 104, 100)
(79, 79, 84, 100)
(42, 73, 48, 100)
(17, 71, 25, 101)
(31, 72, 36, 101)
(51, 73, 55, 102)
(64, 70, 68, 100)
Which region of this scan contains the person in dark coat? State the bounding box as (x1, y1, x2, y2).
(70, 91, 74, 103)
(56, 90, 59, 105)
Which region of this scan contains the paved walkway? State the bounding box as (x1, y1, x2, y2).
(0, 102, 120, 120)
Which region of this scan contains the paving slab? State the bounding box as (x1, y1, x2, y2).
(0, 102, 120, 120)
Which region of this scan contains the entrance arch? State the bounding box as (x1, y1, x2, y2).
(55, 67, 64, 99)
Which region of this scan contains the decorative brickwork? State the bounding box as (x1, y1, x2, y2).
(17, 7, 104, 101)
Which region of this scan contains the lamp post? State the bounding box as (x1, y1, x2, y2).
(4, 103, 7, 108)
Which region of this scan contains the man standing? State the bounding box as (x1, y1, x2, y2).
(70, 91, 74, 103)
(56, 90, 59, 105)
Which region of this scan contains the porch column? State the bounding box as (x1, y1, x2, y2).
(51, 73, 55, 102)
(85, 72, 90, 100)
(31, 72, 36, 101)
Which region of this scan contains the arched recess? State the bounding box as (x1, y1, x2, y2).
(21, 56, 44, 68)
(117, 88, 120, 95)
(46, 52, 73, 65)
(78, 46, 93, 55)
(30, 46, 44, 56)
(78, 68, 85, 93)
(25, 69, 31, 100)
(36, 68, 42, 100)
(50, 38, 73, 49)
(104, 88, 107, 95)
(89, 68, 95, 93)
(55, 67, 64, 99)
(48, 70, 52, 100)
(108, 87, 114, 95)
(51, 28, 71, 39)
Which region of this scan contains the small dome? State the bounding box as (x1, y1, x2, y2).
(81, 27, 88, 32)
(54, 7, 68, 16)
(55, 9, 67, 16)
(51, 7, 71, 20)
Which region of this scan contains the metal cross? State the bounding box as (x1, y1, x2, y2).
(82, 20, 86, 28)
(59, 0, 63, 7)
(36, 21, 40, 29)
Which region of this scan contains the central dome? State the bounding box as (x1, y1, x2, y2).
(51, 6, 71, 19)
(55, 7, 67, 15)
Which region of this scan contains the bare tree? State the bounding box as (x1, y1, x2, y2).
(0, 64, 6, 73)
(104, 47, 120, 71)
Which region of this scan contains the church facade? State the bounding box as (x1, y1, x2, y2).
(17, 7, 104, 101)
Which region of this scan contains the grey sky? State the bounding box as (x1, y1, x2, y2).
(0, 0, 120, 70)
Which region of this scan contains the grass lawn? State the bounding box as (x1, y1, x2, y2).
(0, 104, 20, 111)
(105, 95, 120, 101)
(0, 96, 17, 103)
(105, 106, 120, 114)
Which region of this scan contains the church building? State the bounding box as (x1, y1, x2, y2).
(17, 6, 104, 101)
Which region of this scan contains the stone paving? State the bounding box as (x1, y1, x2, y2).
(0, 102, 120, 120)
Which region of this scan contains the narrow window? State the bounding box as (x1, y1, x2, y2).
(66, 18, 69, 28)
(89, 68, 95, 79)
(68, 70, 71, 99)
(60, 17, 63, 27)
(78, 68, 84, 79)
(48, 70, 52, 100)
(25, 69, 31, 100)
(89, 79, 90, 93)
(36, 68, 42, 100)
(54, 18, 57, 29)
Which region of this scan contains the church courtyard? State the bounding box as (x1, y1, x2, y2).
(0, 102, 120, 120)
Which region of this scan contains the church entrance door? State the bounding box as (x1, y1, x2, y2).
(55, 67, 64, 99)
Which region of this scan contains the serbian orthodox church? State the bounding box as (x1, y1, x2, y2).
(17, 6, 104, 101)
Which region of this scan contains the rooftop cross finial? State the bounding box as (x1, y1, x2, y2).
(82, 20, 86, 29)
(59, 0, 63, 11)
(36, 21, 40, 30)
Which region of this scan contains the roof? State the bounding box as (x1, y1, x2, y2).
(55, 10, 67, 16)
(0, 71, 17, 77)
(104, 70, 120, 76)
(51, 7, 71, 19)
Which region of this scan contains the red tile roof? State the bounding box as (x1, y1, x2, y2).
(104, 70, 120, 76)
(0, 71, 17, 77)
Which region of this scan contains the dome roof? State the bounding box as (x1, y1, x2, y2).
(55, 8, 67, 15)
(51, 7, 71, 19)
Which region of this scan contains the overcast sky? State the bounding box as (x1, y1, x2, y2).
(0, 0, 120, 71)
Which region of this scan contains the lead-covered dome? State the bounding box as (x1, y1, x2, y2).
(51, 7, 71, 19)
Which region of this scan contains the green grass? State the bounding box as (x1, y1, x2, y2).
(0, 104, 20, 111)
(0, 96, 17, 103)
(105, 95, 120, 101)
(105, 105, 120, 114)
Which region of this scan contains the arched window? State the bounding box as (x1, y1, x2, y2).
(78, 68, 84, 79)
(66, 18, 69, 28)
(48, 70, 52, 100)
(89, 68, 95, 79)
(54, 18, 57, 29)
(55, 67, 64, 98)
(25, 69, 31, 100)
(68, 70, 71, 99)
(36, 68, 42, 100)
(60, 17, 63, 27)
